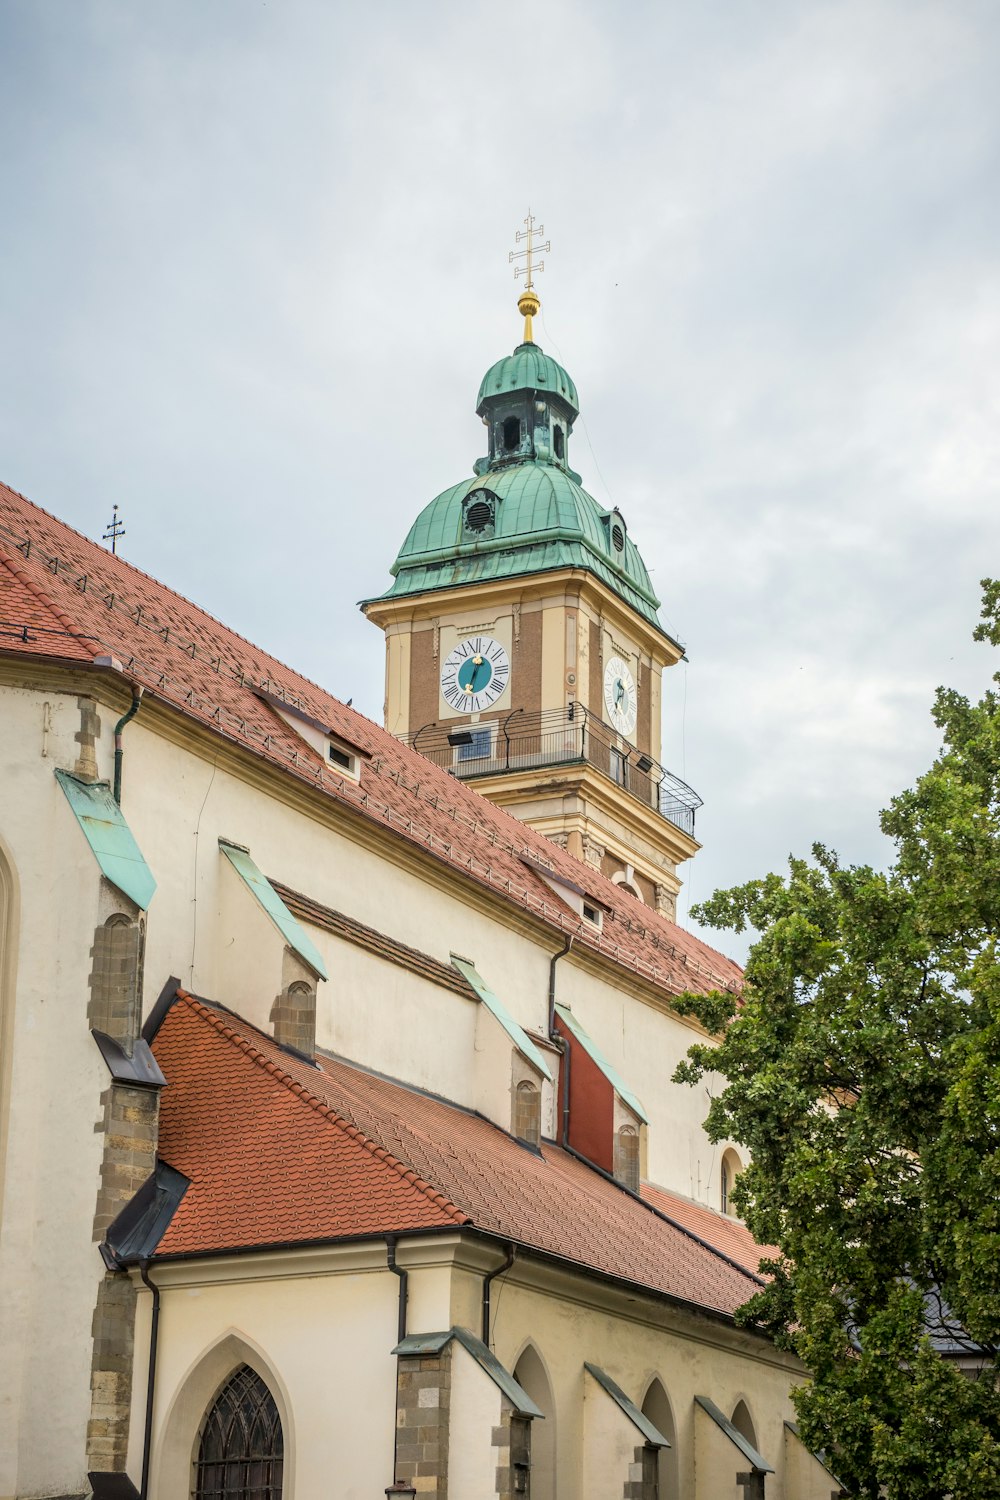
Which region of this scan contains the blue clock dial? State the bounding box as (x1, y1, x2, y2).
(441, 635, 510, 712)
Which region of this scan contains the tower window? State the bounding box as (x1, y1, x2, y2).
(553, 425, 565, 459)
(503, 415, 522, 452)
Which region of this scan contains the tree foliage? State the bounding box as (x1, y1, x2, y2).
(674, 582, 1000, 1498)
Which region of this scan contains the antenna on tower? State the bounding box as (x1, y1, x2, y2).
(509, 210, 551, 344)
(102, 504, 125, 556)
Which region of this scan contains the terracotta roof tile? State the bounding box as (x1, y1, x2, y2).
(0, 550, 94, 661)
(640, 1181, 776, 1280)
(153, 995, 759, 1318)
(0, 480, 742, 1001)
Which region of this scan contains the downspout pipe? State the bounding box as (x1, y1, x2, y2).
(482, 1243, 515, 1347)
(113, 685, 144, 805)
(138, 1258, 160, 1500)
(548, 936, 573, 1146)
(385, 1235, 409, 1495)
(547, 935, 573, 1039)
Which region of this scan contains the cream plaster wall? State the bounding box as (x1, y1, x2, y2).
(385, 625, 412, 738)
(133, 1245, 402, 1500)
(448, 1341, 507, 1500)
(0, 686, 119, 1497)
(491, 1267, 820, 1500)
(582, 1365, 649, 1500)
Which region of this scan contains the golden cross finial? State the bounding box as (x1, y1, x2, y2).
(509, 210, 550, 344)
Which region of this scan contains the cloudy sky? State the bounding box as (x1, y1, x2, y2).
(2, 0, 998, 956)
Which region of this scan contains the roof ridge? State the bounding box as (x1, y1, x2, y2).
(176, 992, 469, 1227)
(0, 541, 90, 640)
(0, 482, 368, 716)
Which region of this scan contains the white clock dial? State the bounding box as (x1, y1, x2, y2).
(440, 635, 510, 713)
(603, 656, 637, 737)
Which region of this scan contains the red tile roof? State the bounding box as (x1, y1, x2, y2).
(640, 1181, 776, 1280)
(0, 479, 742, 1000)
(0, 549, 93, 661)
(152, 993, 760, 1318)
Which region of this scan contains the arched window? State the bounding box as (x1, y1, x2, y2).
(615, 1126, 640, 1193)
(553, 425, 564, 459)
(641, 1378, 679, 1500)
(503, 415, 521, 451)
(513, 1079, 541, 1146)
(721, 1148, 743, 1216)
(195, 1364, 283, 1500)
(731, 1398, 757, 1450)
(513, 1346, 555, 1500)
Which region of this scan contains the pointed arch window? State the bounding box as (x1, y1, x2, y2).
(195, 1364, 283, 1499)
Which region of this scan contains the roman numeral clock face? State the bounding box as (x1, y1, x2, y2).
(440, 636, 510, 712)
(604, 656, 638, 737)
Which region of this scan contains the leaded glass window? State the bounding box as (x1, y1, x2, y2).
(195, 1364, 283, 1500)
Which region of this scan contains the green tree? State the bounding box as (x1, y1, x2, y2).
(674, 582, 1000, 1499)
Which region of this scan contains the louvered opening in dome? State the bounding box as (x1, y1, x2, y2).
(463, 489, 497, 539)
(611, 523, 625, 552)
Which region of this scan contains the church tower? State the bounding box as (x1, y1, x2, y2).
(362, 218, 701, 918)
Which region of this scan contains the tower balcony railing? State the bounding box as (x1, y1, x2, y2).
(401, 704, 703, 839)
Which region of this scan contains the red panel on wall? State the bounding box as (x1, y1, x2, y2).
(554, 1012, 615, 1174)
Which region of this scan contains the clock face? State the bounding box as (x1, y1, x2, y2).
(603, 656, 637, 737)
(441, 635, 510, 713)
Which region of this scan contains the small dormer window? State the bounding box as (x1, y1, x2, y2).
(582, 900, 603, 929)
(503, 415, 521, 452)
(611, 522, 625, 552)
(327, 739, 361, 779)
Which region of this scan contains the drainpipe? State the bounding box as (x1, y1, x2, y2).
(385, 1233, 408, 1344)
(482, 1243, 516, 1347)
(547, 935, 573, 1038)
(385, 1235, 410, 1497)
(113, 686, 144, 805)
(548, 937, 573, 1146)
(138, 1258, 160, 1500)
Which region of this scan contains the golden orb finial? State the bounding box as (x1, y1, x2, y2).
(508, 211, 550, 344)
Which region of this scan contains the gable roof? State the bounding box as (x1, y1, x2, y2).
(151, 992, 761, 1320)
(0, 479, 741, 1001)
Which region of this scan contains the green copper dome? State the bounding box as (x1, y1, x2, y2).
(363, 330, 670, 639)
(369, 462, 665, 631)
(476, 343, 578, 414)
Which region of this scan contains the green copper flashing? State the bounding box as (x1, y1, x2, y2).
(55, 770, 156, 911)
(554, 1003, 648, 1123)
(695, 1397, 774, 1473)
(392, 1328, 544, 1418)
(476, 343, 578, 414)
(365, 462, 672, 640)
(452, 956, 553, 1082)
(584, 1364, 670, 1447)
(219, 841, 328, 981)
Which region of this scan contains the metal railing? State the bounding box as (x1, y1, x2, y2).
(403, 704, 703, 838)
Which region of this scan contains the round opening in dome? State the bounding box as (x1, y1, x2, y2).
(611, 523, 625, 553)
(465, 493, 495, 533)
